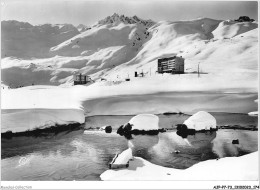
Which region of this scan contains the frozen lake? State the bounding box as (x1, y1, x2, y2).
(1, 113, 258, 181)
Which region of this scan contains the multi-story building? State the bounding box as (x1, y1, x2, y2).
(158, 56, 184, 74)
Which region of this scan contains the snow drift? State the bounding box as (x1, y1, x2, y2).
(100, 151, 258, 180)
(1, 85, 85, 133)
(1, 108, 84, 133)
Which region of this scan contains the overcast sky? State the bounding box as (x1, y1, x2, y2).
(1, 0, 258, 26)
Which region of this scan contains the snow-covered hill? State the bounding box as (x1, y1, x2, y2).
(1, 20, 80, 58)
(1, 15, 258, 91)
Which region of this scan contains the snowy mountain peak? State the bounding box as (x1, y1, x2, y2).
(97, 13, 155, 27)
(77, 24, 91, 33)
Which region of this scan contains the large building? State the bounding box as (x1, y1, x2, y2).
(158, 56, 184, 74)
(73, 73, 90, 85)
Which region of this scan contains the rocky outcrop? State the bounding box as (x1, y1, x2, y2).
(235, 16, 255, 22)
(97, 13, 155, 27)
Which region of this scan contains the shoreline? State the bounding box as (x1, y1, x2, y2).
(1, 122, 83, 139)
(1, 85, 257, 135)
(1, 111, 257, 135)
(100, 151, 259, 180)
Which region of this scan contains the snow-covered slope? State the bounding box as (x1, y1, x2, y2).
(1, 15, 258, 90)
(213, 20, 258, 39)
(1, 20, 80, 58)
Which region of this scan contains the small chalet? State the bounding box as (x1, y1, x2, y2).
(73, 73, 90, 85)
(158, 55, 184, 74)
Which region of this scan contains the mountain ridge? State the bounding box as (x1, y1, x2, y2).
(95, 13, 155, 27)
(1, 14, 258, 89)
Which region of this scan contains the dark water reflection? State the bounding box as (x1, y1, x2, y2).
(1, 113, 258, 181)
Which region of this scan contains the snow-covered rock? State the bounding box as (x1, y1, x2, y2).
(116, 114, 160, 139)
(113, 148, 133, 165)
(183, 111, 217, 131)
(129, 114, 159, 130)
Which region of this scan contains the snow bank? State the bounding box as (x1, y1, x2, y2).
(248, 111, 258, 116)
(129, 114, 159, 130)
(1, 85, 82, 110)
(183, 111, 217, 131)
(101, 151, 258, 180)
(83, 90, 257, 116)
(1, 84, 257, 133)
(1, 108, 84, 133)
(1, 85, 85, 133)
